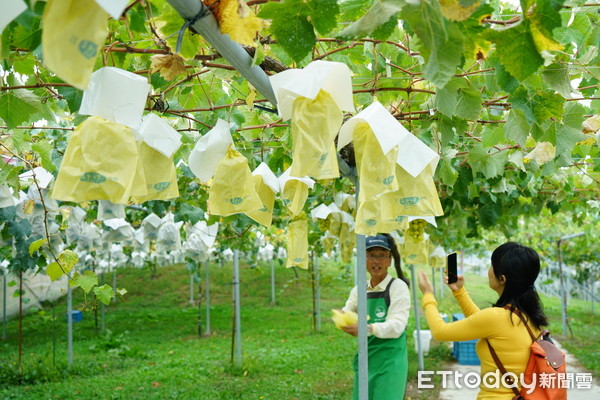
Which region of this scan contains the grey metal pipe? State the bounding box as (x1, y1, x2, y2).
(233, 249, 242, 367)
(165, 0, 277, 106)
(356, 234, 368, 400)
(410, 264, 424, 370)
(315, 256, 321, 332)
(270, 259, 276, 305)
(67, 283, 73, 365)
(205, 261, 211, 335)
(2, 272, 7, 340)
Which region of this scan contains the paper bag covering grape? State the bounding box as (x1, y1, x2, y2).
(244, 174, 276, 227)
(52, 117, 145, 204)
(208, 146, 262, 217)
(42, 0, 109, 90)
(130, 141, 179, 203)
(281, 178, 310, 217)
(286, 214, 308, 270)
(402, 220, 430, 265)
(290, 90, 342, 179)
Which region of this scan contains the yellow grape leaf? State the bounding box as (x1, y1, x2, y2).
(530, 23, 563, 52)
(23, 199, 35, 214)
(523, 142, 556, 165)
(439, 0, 481, 22)
(46, 262, 65, 281)
(29, 238, 47, 256)
(218, 0, 264, 46)
(150, 54, 187, 81)
(246, 87, 257, 107)
(59, 250, 79, 270)
(582, 115, 600, 133)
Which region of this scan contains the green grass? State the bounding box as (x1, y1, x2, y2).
(0, 262, 595, 399)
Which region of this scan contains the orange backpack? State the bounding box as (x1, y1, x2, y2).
(486, 307, 567, 400)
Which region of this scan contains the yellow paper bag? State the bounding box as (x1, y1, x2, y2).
(42, 0, 109, 90)
(281, 179, 309, 217)
(339, 222, 356, 264)
(286, 214, 308, 269)
(52, 117, 141, 204)
(208, 146, 262, 216)
(353, 122, 399, 203)
(130, 142, 179, 203)
(403, 235, 429, 265)
(290, 90, 342, 179)
(380, 163, 444, 218)
(355, 198, 408, 235)
(245, 175, 275, 227)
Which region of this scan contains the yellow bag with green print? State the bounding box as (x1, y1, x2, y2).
(52, 116, 142, 204)
(130, 142, 179, 203)
(290, 90, 342, 179)
(281, 179, 309, 217)
(380, 162, 443, 218)
(286, 214, 308, 269)
(402, 235, 429, 265)
(208, 146, 262, 217)
(42, 0, 109, 90)
(245, 174, 276, 228)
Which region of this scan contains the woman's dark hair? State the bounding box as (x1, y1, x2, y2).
(381, 233, 410, 288)
(491, 242, 548, 329)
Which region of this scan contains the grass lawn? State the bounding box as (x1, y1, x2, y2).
(0, 259, 596, 399)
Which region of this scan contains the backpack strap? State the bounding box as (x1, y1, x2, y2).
(502, 305, 538, 341)
(485, 339, 523, 399)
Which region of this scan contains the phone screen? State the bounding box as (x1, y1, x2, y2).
(447, 252, 458, 284)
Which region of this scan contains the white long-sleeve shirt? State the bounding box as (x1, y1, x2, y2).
(343, 274, 411, 339)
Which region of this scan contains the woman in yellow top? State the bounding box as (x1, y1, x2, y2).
(417, 242, 548, 399)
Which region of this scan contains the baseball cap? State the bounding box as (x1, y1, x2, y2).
(365, 234, 391, 251)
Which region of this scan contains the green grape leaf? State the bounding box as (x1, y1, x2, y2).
(483, 22, 543, 82)
(508, 150, 526, 171)
(94, 284, 115, 305)
(28, 238, 47, 256)
(562, 102, 587, 130)
(455, 87, 481, 121)
(541, 64, 572, 98)
(401, 1, 465, 88)
(530, 90, 565, 123)
(116, 288, 128, 296)
(0, 90, 42, 129)
(0, 206, 17, 223)
(260, 0, 339, 62)
(435, 78, 465, 117)
(527, 0, 565, 42)
(482, 126, 504, 147)
(31, 140, 57, 173)
(0, 162, 22, 189)
(71, 271, 98, 294)
(505, 108, 530, 146)
(487, 56, 519, 93)
(439, 158, 459, 187)
(56, 86, 84, 113)
(468, 144, 508, 179)
(555, 123, 590, 162)
(478, 202, 502, 227)
(336, 0, 404, 40)
(8, 219, 31, 240)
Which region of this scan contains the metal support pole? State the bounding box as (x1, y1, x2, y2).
(67, 284, 73, 365)
(205, 261, 211, 335)
(557, 240, 568, 336)
(2, 272, 7, 340)
(101, 273, 105, 332)
(270, 259, 276, 305)
(233, 249, 242, 367)
(190, 273, 194, 304)
(410, 265, 424, 371)
(112, 269, 117, 303)
(166, 0, 277, 106)
(315, 256, 321, 332)
(591, 278, 594, 315)
(356, 234, 368, 400)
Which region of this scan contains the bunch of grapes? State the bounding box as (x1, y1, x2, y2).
(406, 219, 426, 242)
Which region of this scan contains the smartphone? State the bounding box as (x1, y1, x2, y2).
(447, 252, 458, 284)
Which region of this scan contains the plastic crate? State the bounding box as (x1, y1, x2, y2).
(66, 310, 83, 323)
(451, 313, 481, 365)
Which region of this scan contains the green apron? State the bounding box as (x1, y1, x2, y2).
(352, 278, 408, 400)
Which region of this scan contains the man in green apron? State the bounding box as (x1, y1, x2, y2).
(341, 234, 411, 399)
